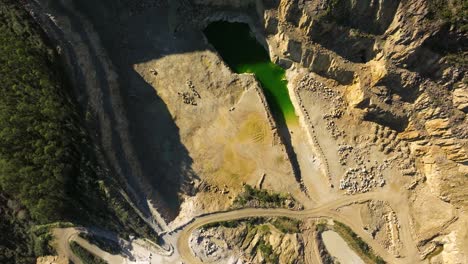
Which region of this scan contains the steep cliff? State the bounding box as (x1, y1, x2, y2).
(266, 0, 466, 261)
(261, 0, 467, 206)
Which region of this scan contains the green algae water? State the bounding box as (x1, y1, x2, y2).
(204, 21, 297, 124)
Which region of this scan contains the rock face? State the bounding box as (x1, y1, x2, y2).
(190, 219, 304, 264)
(188, 0, 467, 261)
(259, 0, 467, 199)
(453, 86, 468, 113)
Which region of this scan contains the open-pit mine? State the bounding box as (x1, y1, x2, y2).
(1, 0, 467, 264)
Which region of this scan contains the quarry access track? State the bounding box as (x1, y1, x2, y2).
(175, 191, 421, 264)
(52, 191, 419, 264)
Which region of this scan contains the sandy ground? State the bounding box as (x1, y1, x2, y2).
(174, 191, 413, 264)
(322, 230, 364, 264)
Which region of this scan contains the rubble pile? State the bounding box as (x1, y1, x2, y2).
(190, 228, 229, 262)
(337, 144, 353, 165)
(178, 80, 201, 105)
(339, 165, 386, 194)
(298, 76, 346, 139)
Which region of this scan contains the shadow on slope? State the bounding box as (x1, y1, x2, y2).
(48, 0, 204, 222)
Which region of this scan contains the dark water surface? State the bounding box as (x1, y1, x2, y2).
(204, 21, 297, 124)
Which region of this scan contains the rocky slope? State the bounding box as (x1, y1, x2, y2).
(190, 218, 304, 264)
(267, 0, 466, 261)
(263, 0, 467, 185)
(195, 0, 467, 262)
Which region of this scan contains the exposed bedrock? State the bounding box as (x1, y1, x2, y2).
(45, 0, 467, 261)
(251, 0, 467, 260)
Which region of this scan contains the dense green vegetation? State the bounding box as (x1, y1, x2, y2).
(0, 1, 158, 261)
(0, 1, 76, 262)
(0, 209, 73, 264)
(203, 217, 265, 229)
(234, 185, 284, 206)
(0, 195, 35, 264)
(0, 0, 81, 223)
(233, 184, 296, 209)
(95, 181, 159, 242)
(257, 239, 279, 264)
(315, 222, 328, 233)
(70, 241, 108, 264)
(204, 21, 297, 124)
(203, 216, 301, 234)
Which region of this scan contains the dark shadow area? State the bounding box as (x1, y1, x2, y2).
(86, 227, 137, 260)
(324, 0, 400, 35)
(363, 108, 409, 133)
(45, 0, 159, 218)
(41, 1, 155, 221)
(373, 72, 422, 103)
(402, 24, 467, 82)
(54, 0, 204, 221)
(302, 0, 401, 64)
(309, 21, 377, 63)
(273, 109, 309, 194)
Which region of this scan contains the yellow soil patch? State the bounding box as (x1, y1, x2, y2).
(206, 113, 273, 189)
(236, 113, 271, 145)
(208, 144, 256, 188)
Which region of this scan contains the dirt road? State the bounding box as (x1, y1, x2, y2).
(175, 191, 418, 264)
(51, 190, 419, 264)
(52, 228, 125, 264)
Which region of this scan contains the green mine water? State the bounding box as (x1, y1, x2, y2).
(204, 21, 297, 125)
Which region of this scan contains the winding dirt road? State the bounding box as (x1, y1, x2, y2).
(53, 228, 125, 264)
(175, 191, 419, 264)
(52, 190, 419, 264)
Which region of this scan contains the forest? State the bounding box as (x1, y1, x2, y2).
(0, 1, 157, 263)
(0, 0, 82, 223)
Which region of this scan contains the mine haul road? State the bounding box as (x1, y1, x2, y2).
(53, 191, 418, 264)
(176, 191, 418, 264)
